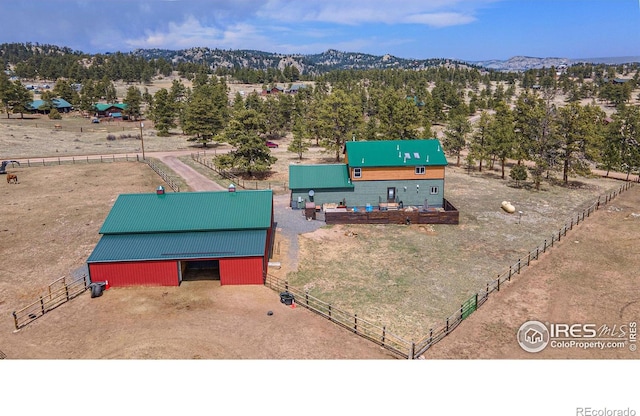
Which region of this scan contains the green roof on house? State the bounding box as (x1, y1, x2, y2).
(87, 230, 267, 263)
(28, 98, 73, 110)
(95, 103, 128, 112)
(99, 190, 273, 234)
(345, 139, 448, 168)
(289, 164, 353, 190)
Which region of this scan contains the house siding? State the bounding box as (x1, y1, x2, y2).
(89, 260, 179, 287)
(350, 166, 445, 181)
(290, 187, 355, 208)
(350, 179, 445, 207)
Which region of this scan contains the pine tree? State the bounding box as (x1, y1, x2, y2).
(288, 115, 310, 159)
(123, 86, 143, 121)
(150, 88, 176, 136)
(443, 113, 471, 167)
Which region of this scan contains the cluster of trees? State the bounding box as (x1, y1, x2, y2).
(3, 41, 639, 182)
(445, 84, 640, 187)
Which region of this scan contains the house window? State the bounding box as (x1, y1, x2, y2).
(430, 186, 439, 195)
(415, 166, 425, 175)
(353, 168, 362, 178)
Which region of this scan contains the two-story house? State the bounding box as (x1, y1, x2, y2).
(289, 139, 448, 210)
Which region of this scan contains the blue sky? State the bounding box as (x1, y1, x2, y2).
(0, 0, 639, 61)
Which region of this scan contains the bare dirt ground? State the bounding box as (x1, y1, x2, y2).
(424, 184, 640, 359)
(0, 162, 394, 359)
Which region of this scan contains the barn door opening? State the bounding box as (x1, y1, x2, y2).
(181, 260, 220, 281)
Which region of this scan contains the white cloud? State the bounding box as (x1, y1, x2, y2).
(257, 0, 499, 27)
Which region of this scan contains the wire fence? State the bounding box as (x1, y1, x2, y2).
(413, 181, 635, 357)
(147, 159, 181, 192)
(191, 152, 288, 193)
(17, 154, 142, 167)
(264, 274, 415, 359)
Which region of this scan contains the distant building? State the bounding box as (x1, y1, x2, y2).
(27, 98, 73, 114)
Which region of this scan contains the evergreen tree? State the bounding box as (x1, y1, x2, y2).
(555, 102, 605, 183)
(316, 89, 362, 161)
(469, 110, 492, 172)
(1, 80, 32, 119)
(150, 88, 176, 136)
(376, 91, 420, 140)
(443, 113, 471, 167)
(509, 164, 528, 187)
(123, 86, 143, 121)
(288, 115, 310, 159)
(486, 101, 516, 179)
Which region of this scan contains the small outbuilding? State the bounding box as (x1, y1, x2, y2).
(87, 189, 274, 287)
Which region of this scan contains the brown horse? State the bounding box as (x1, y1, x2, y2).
(6, 173, 18, 184)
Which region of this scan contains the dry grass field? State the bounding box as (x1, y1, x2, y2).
(1, 90, 638, 359)
(286, 166, 628, 340)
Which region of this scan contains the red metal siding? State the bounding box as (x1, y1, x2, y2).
(219, 257, 263, 285)
(89, 261, 179, 287)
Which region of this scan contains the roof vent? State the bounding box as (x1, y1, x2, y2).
(228, 184, 236, 192)
(156, 186, 165, 195)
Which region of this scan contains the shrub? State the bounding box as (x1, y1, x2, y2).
(106, 134, 116, 141)
(48, 108, 62, 120)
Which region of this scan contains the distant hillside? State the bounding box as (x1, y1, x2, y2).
(131, 47, 477, 74)
(471, 55, 640, 71)
(2, 42, 639, 75)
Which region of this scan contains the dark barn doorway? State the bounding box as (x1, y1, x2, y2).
(181, 260, 220, 281)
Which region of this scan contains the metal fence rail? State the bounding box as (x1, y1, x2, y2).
(265, 274, 414, 359)
(12, 274, 90, 330)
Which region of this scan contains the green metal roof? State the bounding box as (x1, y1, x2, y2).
(95, 103, 128, 111)
(345, 139, 448, 168)
(99, 190, 273, 234)
(87, 230, 266, 263)
(28, 98, 73, 110)
(289, 164, 353, 190)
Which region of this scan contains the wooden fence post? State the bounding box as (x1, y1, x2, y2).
(40, 296, 44, 315)
(305, 290, 309, 306)
(12, 312, 18, 330)
(382, 326, 386, 346)
(543, 239, 547, 253)
(508, 265, 512, 281)
(446, 318, 449, 333)
(354, 314, 358, 333)
(527, 252, 531, 266)
(475, 293, 478, 311)
(285, 280, 289, 291)
(497, 277, 500, 292)
(460, 304, 464, 320)
(409, 343, 415, 360)
(517, 259, 521, 274)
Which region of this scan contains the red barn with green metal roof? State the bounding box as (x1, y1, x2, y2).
(87, 188, 274, 287)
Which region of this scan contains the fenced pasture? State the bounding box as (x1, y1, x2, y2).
(286, 165, 632, 342)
